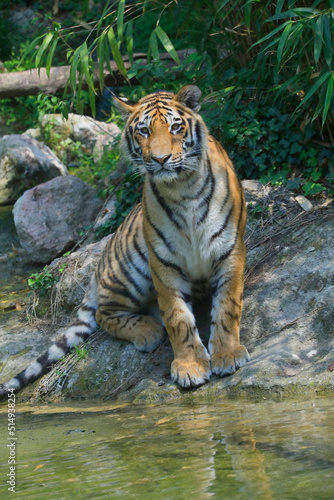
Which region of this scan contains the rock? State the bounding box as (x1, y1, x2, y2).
(13, 176, 103, 263)
(241, 179, 271, 202)
(93, 194, 117, 232)
(1, 185, 334, 402)
(0, 135, 68, 205)
(22, 128, 43, 141)
(295, 194, 313, 211)
(8, 8, 44, 38)
(49, 235, 112, 308)
(56, 209, 334, 401)
(40, 113, 121, 161)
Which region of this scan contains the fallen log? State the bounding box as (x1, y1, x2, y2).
(0, 50, 194, 99)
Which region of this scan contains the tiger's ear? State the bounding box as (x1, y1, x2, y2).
(175, 85, 201, 113)
(112, 95, 138, 119)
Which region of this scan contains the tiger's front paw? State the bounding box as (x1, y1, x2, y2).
(134, 325, 166, 352)
(171, 357, 211, 388)
(211, 345, 250, 377)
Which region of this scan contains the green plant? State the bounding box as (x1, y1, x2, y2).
(27, 268, 58, 294)
(23, 1, 334, 135)
(35, 93, 70, 121)
(74, 345, 89, 360)
(96, 166, 144, 238)
(3, 1, 333, 197)
(20, 1, 181, 116)
(27, 260, 67, 295)
(205, 98, 333, 196)
(248, 202, 270, 219)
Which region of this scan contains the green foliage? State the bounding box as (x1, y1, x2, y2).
(2, 1, 334, 198)
(28, 268, 57, 294)
(27, 261, 67, 295)
(35, 93, 70, 121)
(18, 1, 334, 135)
(96, 167, 144, 238)
(21, 0, 180, 117)
(206, 98, 333, 196)
(74, 345, 89, 360)
(247, 202, 270, 220)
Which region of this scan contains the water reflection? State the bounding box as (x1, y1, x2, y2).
(0, 397, 333, 499)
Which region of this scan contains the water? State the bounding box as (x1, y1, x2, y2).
(0, 397, 333, 499)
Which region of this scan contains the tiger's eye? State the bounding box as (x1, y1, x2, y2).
(141, 127, 149, 134)
(171, 123, 180, 131)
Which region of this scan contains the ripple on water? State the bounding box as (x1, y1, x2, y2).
(0, 397, 333, 499)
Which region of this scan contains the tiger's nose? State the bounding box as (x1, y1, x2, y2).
(151, 154, 172, 165)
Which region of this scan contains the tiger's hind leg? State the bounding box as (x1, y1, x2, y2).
(95, 204, 165, 352)
(209, 243, 250, 376)
(96, 306, 165, 352)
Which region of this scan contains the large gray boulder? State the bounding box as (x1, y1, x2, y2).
(0, 135, 67, 205)
(39, 113, 121, 161)
(13, 176, 102, 263)
(1, 183, 334, 402)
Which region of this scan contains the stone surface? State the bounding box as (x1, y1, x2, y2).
(0, 135, 67, 205)
(295, 194, 313, 211)
(49, 235, 111, 308)
(1, 184, 334, 402)
(39, 113, 121, 161)
(93, 194, 117, 233)
(13, 176, 103, 263)
(22, 128, 43, 141)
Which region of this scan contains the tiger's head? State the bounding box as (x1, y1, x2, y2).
(113, 85, 207, 182)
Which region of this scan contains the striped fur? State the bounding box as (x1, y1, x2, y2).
(0, 85, 249, 397)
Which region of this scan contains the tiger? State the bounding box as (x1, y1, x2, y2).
(0, 85, 249, 398)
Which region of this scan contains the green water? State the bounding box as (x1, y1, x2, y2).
(0, 397, 333, 499)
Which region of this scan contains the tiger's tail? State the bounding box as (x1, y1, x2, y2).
(0, 274, 98, 399)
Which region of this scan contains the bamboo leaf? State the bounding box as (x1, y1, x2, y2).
(46, 37, 58, 78)
(322, 72, 334, 126)
(290, 7, 319, 15)
(35, 32, 53, 74)
(19, 35, 44, 67)
(143, 0, 150, 15)
(150, 31, 160, 62)
(312, 98, 323, 122)
(257, 37, 280, 57)
(70, 45, 82, 95)
(284, 22, 303, 56)
(126, 20, 134, 66)
(266, 10, 298, 22)
(323, 15, 332, 68)
(217, 0, 233, 13)
(314, 15, 323, 64)
(81, 43, 94, 90)
(81, 43, 96, 116)
(77, 71, 84, 114)
(244, 0, 252, 29)
(97, 33, 106, 92)
(97, 0, 113, 32)
(155, 26, 179, 64)
(117, 0, 125, 44)
(107, 25, 127, 78)
(251, 21, 293, 48)
(296, 72, 330, 111)
(273, 73, 302, 101)
(275, 0, 285, 15)
(104, 37, 113, 74)
(277, 22, 293, 64)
